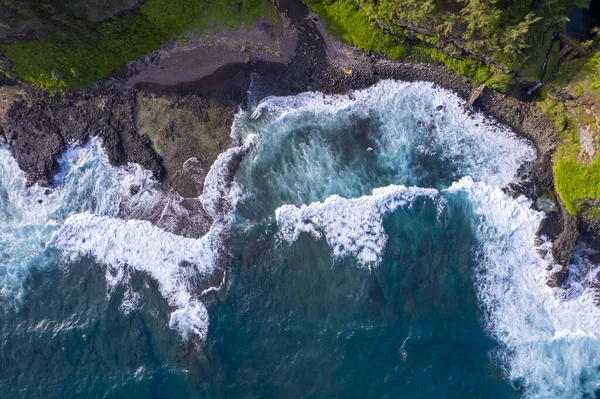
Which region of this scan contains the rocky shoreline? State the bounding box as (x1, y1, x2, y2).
(0, 0, 581, 286)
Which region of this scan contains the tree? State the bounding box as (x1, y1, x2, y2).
(459, 0, 501, 41)
(395, 0, 438, 24)
(500, 12, 542, 63)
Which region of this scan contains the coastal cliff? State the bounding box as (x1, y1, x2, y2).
(0, 0, 594, 286)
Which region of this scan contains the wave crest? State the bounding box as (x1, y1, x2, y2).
(450, 176, 600, 398)
(275, 185, 439, 266)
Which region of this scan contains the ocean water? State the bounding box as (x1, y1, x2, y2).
(1, 80, 600, 398)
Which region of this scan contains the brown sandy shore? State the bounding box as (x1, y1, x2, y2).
(0, 0, 585, 285)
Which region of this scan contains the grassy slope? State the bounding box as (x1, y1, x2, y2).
(2, 0, 599, 216)
(309, 0, 511, 89)
(0, 0, 278, 89)
(547, 51, 600, 215)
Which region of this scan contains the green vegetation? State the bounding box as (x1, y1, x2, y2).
(306, 0, 511, 88)
(309, 0, 408, 59)
(555, 159, 600, 214)
(188, 0, 278, 33)
(543, 50, 600, 215)
(3, 0, 600, 218)
(537, 93, 580, 161)
(305, 0, 600, 218)
(410, 44, 511, 89)
(307, 0, 579, 72)
(0, 0, 278, 89)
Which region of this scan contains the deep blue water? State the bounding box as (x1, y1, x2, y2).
(1, 80, 599, 398)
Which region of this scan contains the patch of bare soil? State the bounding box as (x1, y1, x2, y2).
(125, 18, 298, 87)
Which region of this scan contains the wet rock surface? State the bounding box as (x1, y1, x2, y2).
(0, 88, 163, 186)
(135, 91, 237, 198)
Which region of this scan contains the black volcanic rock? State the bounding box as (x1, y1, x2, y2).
(2, 87, 163, 185)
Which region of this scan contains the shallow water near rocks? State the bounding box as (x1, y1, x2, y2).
(1, 80, 600, 398)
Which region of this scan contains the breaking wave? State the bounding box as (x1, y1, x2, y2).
(248, 80, 534, 195)
(0, 139, 121, 304)
(0, 126, 248, 340)
(4, 78, 600, 396)
(275, 185, 439, 266)
(450, 177, 600, 398)
(237, 81, 600, 397)
(50, 130, 251, 340)
(50, 213, 223, 340)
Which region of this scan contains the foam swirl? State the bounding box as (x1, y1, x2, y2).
(276, 185, 439, 267)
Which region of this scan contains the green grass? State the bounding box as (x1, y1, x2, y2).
(555, 158, 600, 214)
(537, 92, 580, 160)
(0, 0, 277, 89)
(310, 0, 408, 59)
(581, 51, 600, 95)
(410, 44, 512, 89)
(538, 51, 600, 216)
(190, 0, 278, 33)
(307, 0, 600, 216)
(553, 57, 589, 87)
(308, 0, 511, 89)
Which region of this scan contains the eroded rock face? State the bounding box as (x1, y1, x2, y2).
(536, 193, 579, 288)
(0, 0, 582, 278)
(0, 85, 21, 114)
(0, 87, 163, 185)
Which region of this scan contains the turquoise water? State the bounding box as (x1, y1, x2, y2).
(1, 80, 600, 398)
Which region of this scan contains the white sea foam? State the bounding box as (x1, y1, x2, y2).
(275, 171, 600, 395)
(258, 80, 600, 396)
(50, 213, 223, 341)
(48, 129, 253, 340)
(448, 176, 600, 398)
(201, 142, 250, 219)
(251, 80, 534, 188)
(276, 185, 439, 266)
(0, 125, 248, 340)
(0, 139, 120, 305)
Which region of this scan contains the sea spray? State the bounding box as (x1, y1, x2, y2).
(50, 121, 254, 340)
(2, 79, 600, 396)
(249, 80, 534, 189)
(0, 114, 251, 341)
(275, 185, 439, 267)
(0, 140, 121, 305)
(449, 177, 600, 398)
(50, 213, 222, 340)
(236, 80, 535, 225)
(235, 81, 600, 397)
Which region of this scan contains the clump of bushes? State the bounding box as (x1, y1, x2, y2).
(309, 0, 408, 59)
(306, 0, 511, 88)
(411, 44, 511, 89)
(540, 52, 600, 216)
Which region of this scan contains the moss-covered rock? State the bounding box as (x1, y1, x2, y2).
(136, 92, 235, 197)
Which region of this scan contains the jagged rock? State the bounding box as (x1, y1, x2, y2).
(542, 204, 579, 287)
(2, 87, 163, 185)
(0, 0, 581, 275)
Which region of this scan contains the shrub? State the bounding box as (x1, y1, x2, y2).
(311, 0, 408, 59)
